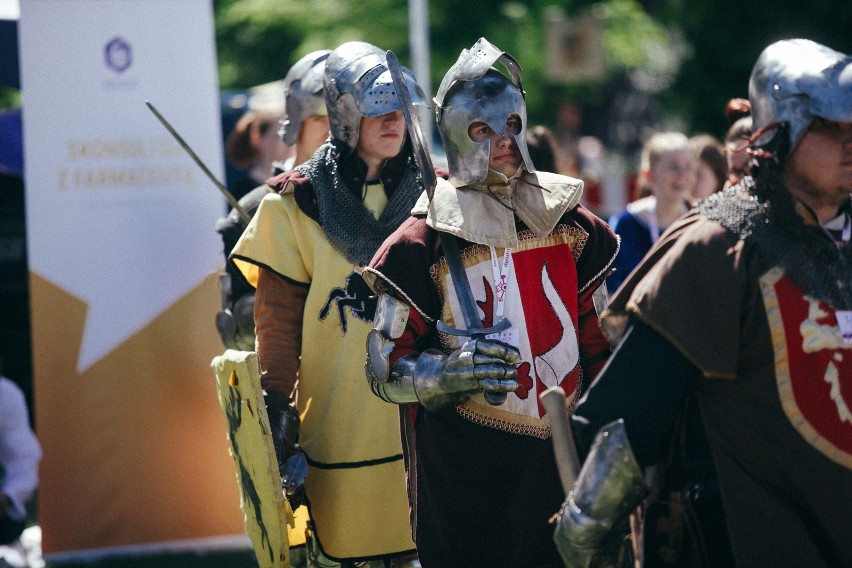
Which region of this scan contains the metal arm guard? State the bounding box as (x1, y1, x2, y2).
(554, 419, 648, 568)
(365, 293, 519, 411)
(368, 338, 460, 412)
(365, 293, 418, 401)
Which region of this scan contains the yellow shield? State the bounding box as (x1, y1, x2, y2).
(211, 350, 297, 567)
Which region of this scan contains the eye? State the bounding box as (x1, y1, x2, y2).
(468, 122, 493, 142)
(505, 114, 521, 136)
(811, 117, 840, 133)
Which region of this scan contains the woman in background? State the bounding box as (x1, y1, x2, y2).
(689, 133, 727, 201)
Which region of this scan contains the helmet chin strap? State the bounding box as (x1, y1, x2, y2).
(747, 121, 790, 165)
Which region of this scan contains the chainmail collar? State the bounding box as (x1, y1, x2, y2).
(698, 175, 852, 310)
(296, 142, 422, 266)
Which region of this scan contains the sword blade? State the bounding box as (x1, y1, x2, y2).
(385, 51, 437, 201)
(146, 101, 251, 224)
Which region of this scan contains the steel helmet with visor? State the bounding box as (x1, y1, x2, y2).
(434, 37, 535, 187)
(279, 50, 331, 146)
(749, 39, 852, 160)
(323, 41, 428, 151)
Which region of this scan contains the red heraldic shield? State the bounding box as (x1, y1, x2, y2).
(763, 268, 852, 470)
(512, 244, 582, 418)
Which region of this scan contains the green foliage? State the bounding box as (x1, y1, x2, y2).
(214, 0, 411, 89)
(653, 0, 852, 137)
(212, 0, 852, 140)
(0, 87, 20, 110)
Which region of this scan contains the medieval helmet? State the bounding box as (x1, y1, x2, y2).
(749, 39, 852, 158)
(279, 50, 331, 146)
(323, 41, 428, 151)
(434, 38, 535, 187)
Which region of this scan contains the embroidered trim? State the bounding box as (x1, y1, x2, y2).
(428, 224, 588, 285)
(362, 267, 436, 323)
(580, 234, 620, 294)
(456, 403, 552, 439)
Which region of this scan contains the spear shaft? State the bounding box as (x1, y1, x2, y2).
(146, 101, 251, 224)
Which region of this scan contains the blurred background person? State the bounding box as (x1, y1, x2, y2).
(689, 133, 726, 201)
(552, 101, 583, 176)
(724, 98, 753, 188)
(0, 366, 41, 557)
(525, 124, 559, 173)
(224, 108, 293, 201)
(215, 50, 331, 353)
(606, 131, 695, 292)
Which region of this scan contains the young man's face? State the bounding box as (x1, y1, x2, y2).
(357, 111, 406, 166)
(785, 118, 852, 218)
(468, 114, 522, 177)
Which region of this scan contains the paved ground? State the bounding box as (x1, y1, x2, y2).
(1, 528, 260, 568)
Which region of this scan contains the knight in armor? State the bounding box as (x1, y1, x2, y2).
(215, 50, 331, 353)
(363, 38, 618, 567)
(558, 38, 852, 567)
(229, 41, 428, 567)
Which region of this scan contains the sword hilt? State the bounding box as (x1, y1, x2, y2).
(436, 319, 513, 406)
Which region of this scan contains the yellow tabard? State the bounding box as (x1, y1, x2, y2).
(231, 186, 414, 559)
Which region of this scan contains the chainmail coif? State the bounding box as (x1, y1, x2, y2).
(698, 174, 852, 310)
(297, 142, 423, 266)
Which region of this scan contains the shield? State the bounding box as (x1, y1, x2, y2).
(211, 350, 296, 567)
(760, 268, 852, 469)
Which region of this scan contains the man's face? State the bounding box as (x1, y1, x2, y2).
(784, 118, 852, 218)
(357, 111, 406, 166)
(467, 114, 522, 177)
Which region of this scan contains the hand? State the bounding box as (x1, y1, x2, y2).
(441, 337, 521, 397)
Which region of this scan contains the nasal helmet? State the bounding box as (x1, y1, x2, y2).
(323, 41, 428, 151)
(749, 39, 852, 158)
(279, 50, 331, 146)
(434, 38, 535, 186)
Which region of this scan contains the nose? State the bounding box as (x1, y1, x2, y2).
(384, 110, 403, 123)
(672, 164, 695, 176)
(494, 131, 513, 147)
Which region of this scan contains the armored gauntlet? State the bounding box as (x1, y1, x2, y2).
(264, 389, 307, 508)
(411, 338, 521, 411)
(366, 293, 521, 410)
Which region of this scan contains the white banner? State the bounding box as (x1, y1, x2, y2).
(19, 0, 245, 554)
(20, 0, 225, 373)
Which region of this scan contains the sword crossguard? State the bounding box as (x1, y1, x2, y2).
(436, 317, 512, 338)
